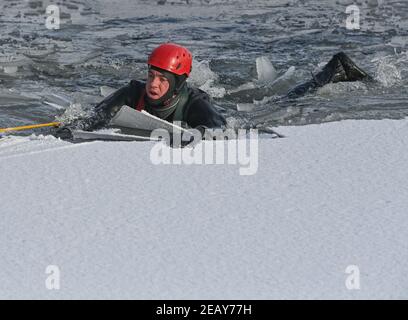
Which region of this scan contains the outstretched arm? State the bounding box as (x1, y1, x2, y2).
(55, 81, 143, 138)
(76, 83, 138, 131)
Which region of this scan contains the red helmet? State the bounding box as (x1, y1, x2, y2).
(148, 43, 192, 77)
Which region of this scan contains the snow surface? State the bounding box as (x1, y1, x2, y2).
(1, 118, 408, 299)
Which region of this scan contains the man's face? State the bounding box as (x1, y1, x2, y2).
(146, 69, 170, 100)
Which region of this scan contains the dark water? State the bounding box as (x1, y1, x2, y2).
(1, 0, 407, 133)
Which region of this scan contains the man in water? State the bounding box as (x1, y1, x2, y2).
(56, 43, 227, 139)
(55, 44, 371, 139)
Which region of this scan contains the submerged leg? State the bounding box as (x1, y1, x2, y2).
(287, 52, 372, 99)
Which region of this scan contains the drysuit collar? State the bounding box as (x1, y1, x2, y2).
(146, 84, 188, 120)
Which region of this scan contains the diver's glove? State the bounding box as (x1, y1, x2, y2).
(54, 127, 73, 140)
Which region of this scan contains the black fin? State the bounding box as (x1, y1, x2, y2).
(335, 52, 372, 81)
(313, 54, 348, 85)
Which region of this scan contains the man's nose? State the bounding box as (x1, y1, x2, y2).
(150, 76, 161, 87)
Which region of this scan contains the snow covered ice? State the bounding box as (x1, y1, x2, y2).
(1, 0, 408, 300)
(1, 118, 408, 299)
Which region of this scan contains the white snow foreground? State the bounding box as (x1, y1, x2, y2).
(1, 118, 408, 299)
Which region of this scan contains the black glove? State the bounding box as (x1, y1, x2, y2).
(53, 127, 73, 140)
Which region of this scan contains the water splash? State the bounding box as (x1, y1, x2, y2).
(375, 59, 402, 87)
(317, 81, 368, 97)
(55, 103, 94, 125)
(372, 52, 407, 88)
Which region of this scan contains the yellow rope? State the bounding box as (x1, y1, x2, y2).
(0, 122, 61, 133)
